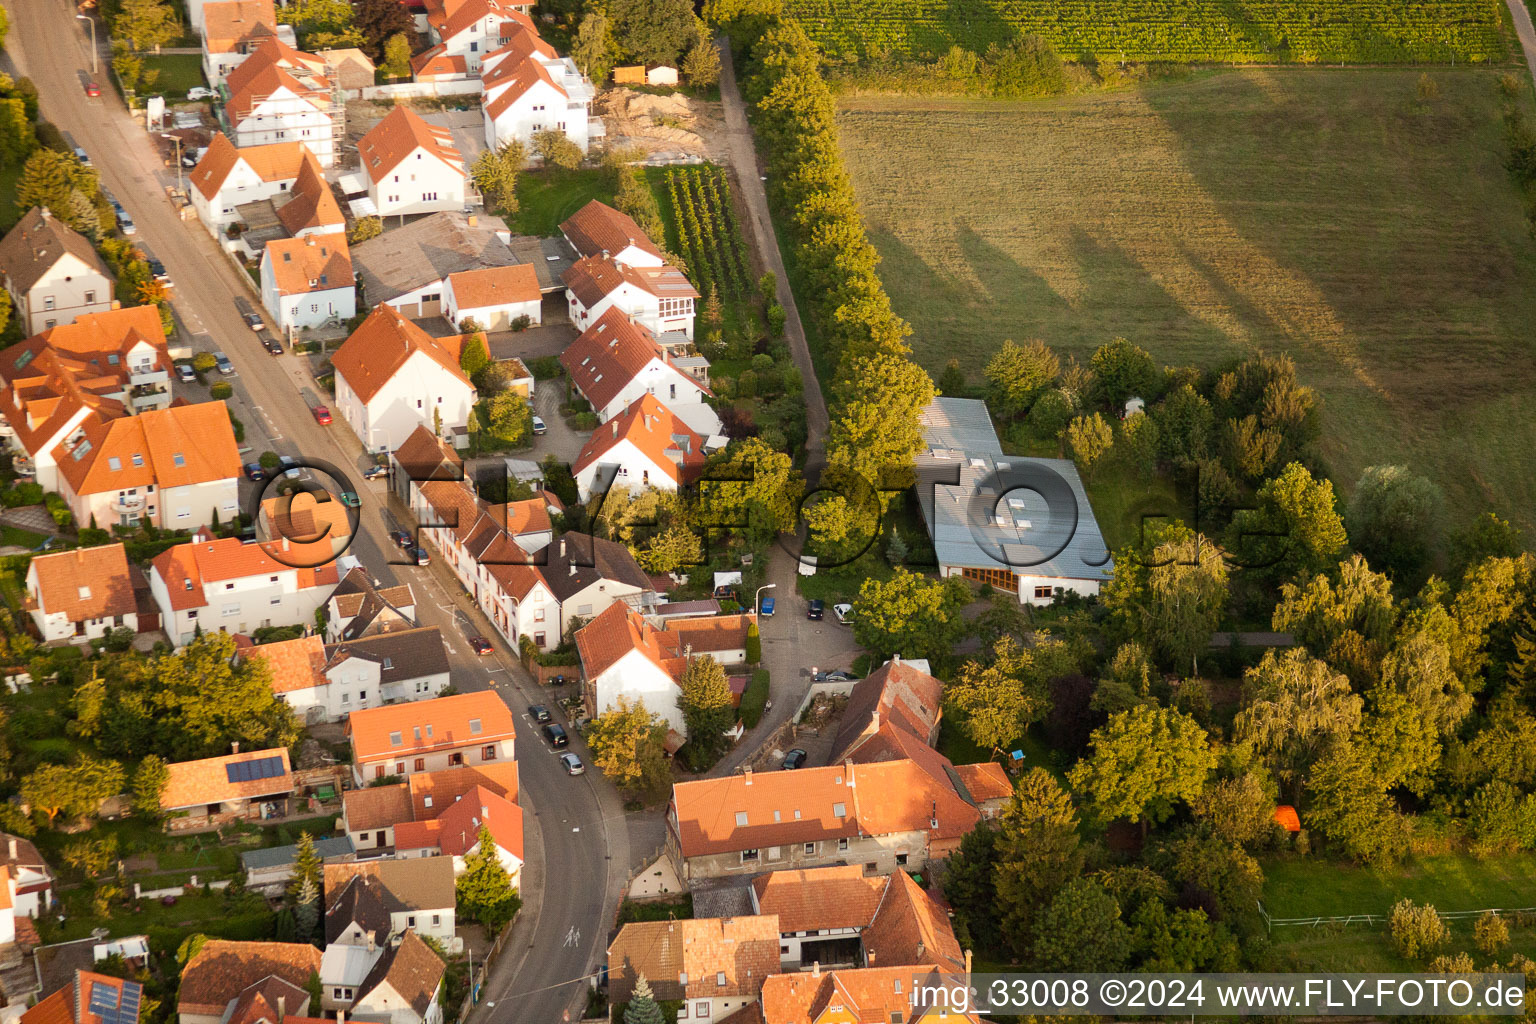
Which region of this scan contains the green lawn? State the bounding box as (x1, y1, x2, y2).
(1263, 852, 1536, 920)
(0, 526, 46, 549)
(1078, 446, 1187, 554)
(835, 69, 1536, 538)
(141, 54, 207, 100)
(935, 716, 1060, 780)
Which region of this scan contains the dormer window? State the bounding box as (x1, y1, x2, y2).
(389, 731, 403, 746)
(469, 718, 482, 734)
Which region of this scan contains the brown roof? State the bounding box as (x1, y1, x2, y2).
(331, 304, 471, 405)
(358, 106, 464, 184)
(446, 264, 539, 309)
(831, 658, 944, 764)
(394, 783, 523, 861)
(346, 691, 515, 763)
(27, 543, 135, 624)
(607, 916, 781, 1005)
(245, 634, 327, 695)
(0, 208, 111, 294)
(750, 866, 885, 934)
(862, 871, 965, 972)
(177, 941, 323, 1018)
(952, 761, 1012, 803)
(559, 199, 663, 263)
(276, 150, 344, 236)
(357, 931, 444, 1017)
(342, 783, 414, 833)
(53, 401, 241, 497)
(559, 307, 707, 411)
(160, 748, 294, 810)
(759, 966, 979, 1024)
(392, 423, 464, 483)
(323, 857, 455, 912)
(264, 232, 351, 296)
(201, 0, 279, 55)
(189, 134, 308, 201)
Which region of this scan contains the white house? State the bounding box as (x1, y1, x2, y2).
(0, 835, 54, 920)
(25, 543, 139, 644)
(200, 0, 297, 87)
(480, 27, 600, 156)
(349, 931, 446, 1024)
(188, 133, 308, 238)
(260, 232, 355, 332)
(223, 38, 342, 167)
(326, 567, 417, 642)
(429, 0, 538, 75)
(250, 627, 450, 724)
(393, 783, 523, 885)
(148, 529, 342, 647)
(330, 305, 477, 454)
(558, 308, 715, 426)
(572, 393, 712, 502)
(441, 264, 540, 330)
(323, 861, 457, 950)
(563, 255, 697, 340)
(573, 603, 687, 737)
(559, 199, 664, 269)
(0, 208, 115, 334)
(357, 106, 467, 219)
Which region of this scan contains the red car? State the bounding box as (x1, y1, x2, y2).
(468, 636, 493, 656)
(312, 406, 332, 425)
(84, 82, 101, 98)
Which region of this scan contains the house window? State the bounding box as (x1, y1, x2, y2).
(803, 842, 815, 855)
(415, 758, 425, 772)
(374, 765, 386, 779)
(740, 849, 758, 863)
(449, 752, 464, 766)
(833, 802, 846, 817)
(837, 838, 849, 851)
(43, 296, 54, 310)
(735, 811, 747, 826)
(85, 290, 95, 303)
(482, 745, 496, 760)
(716, 972, 725, 987)
(896, 853, 909, 866)
(390, 731, 403, 745)
(432, 914, 441, 926)
(533, 632, 545, 646)
(407, 916, 416, 927)
(695, 1004, 707, 1018)
(395, 761, 406, 774)
(341, 693, 350, 705)
(1034, 585, 1055, 600)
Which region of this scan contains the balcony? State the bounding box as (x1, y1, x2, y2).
(129, 368, 169, 387)
(112, 494, 145, 515)
(130, 384, 171, 413)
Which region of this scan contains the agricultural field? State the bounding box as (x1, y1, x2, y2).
(788, 0, 1511, 64)
(834, 69, 1536, 536)
(665, 166, 753, 298)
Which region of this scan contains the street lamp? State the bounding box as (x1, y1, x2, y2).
(76, 15, 98, 75)
(161, 133, 183, 192)
(754, 582, 776, 617)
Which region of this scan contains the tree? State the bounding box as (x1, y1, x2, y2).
(1155, 383, 1214, 467)
(1271, 555, 1396, 669)
(698, 437, 803, 537)
(0, 287, 11, 336)
(287, 832, 323, 905)
(572, 10, 617, 84)
(16, 150, 98, 229)
(682, 36, 720, 87)
(381, 32, 412, 80)
(275, 0, 358, 48)
(984, 338, 1058, 418)
(1101, 524, 1228, 674)
(131, 755, 167, 818)
(993, 768, 1083, 959)
(293, 874, 320, 941)
(471, 144, 525, 215)
(639, 525, 703, 574)
(1233, 648, 1360, 798)
(745, 621, 761, 663)
(1449, 513, 1523, 577)
(1192, 771, 1277, 850)
(456, 824, 521, 931)
(1090, 337, 1156, 409)
(677, 655, 734, 765)
(115, 0, 179, 52)
(1068, 705, 1215, 831)
(946, 636, 1053, 754)
(354, 0, 415, 61)
(624, 976, 665, 1024)
(1346, 465, 1442, 581)
(1477, 911, 1511, 956)
(1233, 462, 1348, 581)
(533, 130, 582, 170)
(459, 332, 490, 379)
(1306, 741, 1412, 865)
(943, 822, 1000, 953)
(1388, 900, 1447, 961)
(1130, 900, 1240, 972)
(614, 166, 664, 242)
(20, 757, 124, 826)
(348, 215, 383, 243)
(1064, 412, 1113, 470)
(609, 0, 698, 65)
(0, 4, 8, 52)
(0, 97, 34, 167)
(851, 569, 967, 663)
(482, 392, 533, 446)
(586, 698, 670, 800)
(1032, 879, 1131, 971)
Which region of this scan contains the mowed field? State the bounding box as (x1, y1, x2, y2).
(836, 70, 1536, 535)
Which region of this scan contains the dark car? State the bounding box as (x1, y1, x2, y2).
(543, 723, 568, 748)
(807, 598, 825, 620)
(390, 529, 412, 549)
(814, 669, 857, 683)
(528, 704, 551, 723)
(262, 336, 284, 355)
(147, 258, 169, 283)
(781, 748, 808, 770)
(242, 463, 265, 481)
(214, 352, 235, 375)
(175, 363, 196, 383)
(468, 636, 493, 656)
(414, 547, 430, 566)
(241, 311, 264, 331)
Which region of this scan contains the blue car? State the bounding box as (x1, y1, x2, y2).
(760, 596, 775, 616)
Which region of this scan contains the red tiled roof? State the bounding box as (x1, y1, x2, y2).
(410, 46, 467, 80)
(862, 870, 965, 972)
(750, 865, 885, 933)
(28, 543, 134, 624)
(446, 264, 538, 309)
(760, 966, 980, 1024)
(483, 53, 562, 121)
(150, 531, 340, 612)
(177, 942, 323, 1018)
(189, 133, 307, 201)
(161, 748, 293, 810)
(572, 392, 707, 486)
(245, 633, 327, 695)
(607, 916, 781, 1005)
(264, 232, 351, 296)
(562, 254, 696, 310)
(559, 200, 663, 263)
(276, 149, 344, 235)
(347, 691, 515, 763)
(559, 308, 708, 412)
(396, 784, 523, 862)
(52, 401, 240, 497)
(201, 0, 279, 55)
(358, 105, 464, 185)
(952, 761, 1012, 803)
(331, 304, 471, 405)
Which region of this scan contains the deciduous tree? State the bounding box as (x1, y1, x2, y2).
(1090, 337, 1156, 410)
(608, 0, 698, 65)
(532, 130, 582, 170)
(1346, 465, 1442, 581)
(20, 757, 124, 827)
(586, 698, 670, 800)
(354, 0, 414, 61)
(851, 568, 967, 663)
(946, 636, 1057, 754)
(682, 36, 720, 87)
(380, 32, 412, 80)
(1064, 412, 1113, 470)
(572, 11, 616, 83)
(677, 655, 734, 765)
(131, 754, 167, 818)
(1068, 705, 1215, 831)
(1233, 648, 1360, 798)
(1032, 879, 1131, 971)
(984, 338, 1058, 418)
(1232, 462, 1348, 581)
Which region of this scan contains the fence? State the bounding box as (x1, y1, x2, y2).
(357, 80, 483, 102)
(1258, 901, 1536, 932)
(456, 916, 517, 1024)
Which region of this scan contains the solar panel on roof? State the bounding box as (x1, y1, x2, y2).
(225, 755, 286, 784)
(88, 980, 142, 1024)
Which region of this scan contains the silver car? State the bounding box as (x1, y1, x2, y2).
(559, 752, 584, 776)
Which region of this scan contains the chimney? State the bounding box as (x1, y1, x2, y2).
(870, 709, 879, 731)
(39, 208, 50, 221)
(742, 766, 752, 786)
(232, 741, 241, 754)
(612, 420, 618, 438)
(276, 997, 285, 1024)
(866, 950, 875, 965)
(336, 1012, 345, 1024)
(601, 249, 609, 259)
(811, 962, 820, 978)
(367, 934, 375, 952)
(560, 537, 566, 558)
(569, 562, 576, 577)
(481, 804, 489, 817)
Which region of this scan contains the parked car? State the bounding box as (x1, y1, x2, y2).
(235, 298, 264, 331)
(833, 602, 853, 625)
(531, 415, 547, 436)
(390, 529, 412, 548)
(559, 752, 585, 776)
(186, 86, 216, 101)
(147, 259, 170, 285)
(807, 598, 825, 620)
(363, 464, 388, 481)
(414, 546, 430, 566)
(114, 207, 136, 235)
(261, 336, 283, 355)
(528, 704, 551, 723)
(311, 406, 332, 425)
(338, 491, 360, 508)
(278, 456, 301, 480)
(468, 636, 493, 656)
(72, 146, 91, 166)
(781, 749, 807, 770)
(84, 81, 100, 98)
(214, 352, 235, 375)
(543, 723, 568, 748)
(175, 363, 196, 383)
(760, 596, 775, 616)
(814, 669, 857, 683)
(242, 463, 265, 482)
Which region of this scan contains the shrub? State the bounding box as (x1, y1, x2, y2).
(192, 352, 216, 374)
(527, 356, 562, 379)
(1476, 911, 1510, 956)
(1029, 388, 1075, 438)
(745, 622, 761, 663)
(766, 303, 786, 337)
(3, 482, 42, 508)
(43, 493, 72, 528)
(509, 314, 533, 332)
(210, 382, 233, 400)
(1387, 900, 1446, 961)
(739, 669, 769, 728)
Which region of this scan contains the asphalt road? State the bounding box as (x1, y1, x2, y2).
(8, 5, 628, 1021)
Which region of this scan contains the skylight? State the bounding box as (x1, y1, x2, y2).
(173, 453, 186, 467)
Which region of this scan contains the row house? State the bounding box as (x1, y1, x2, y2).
(346, 691, 516, 785)
(323, 859, 457, 950)
(426, 0, 534, 75)
(247, 626, 451, 724)
(200, 0, 297, 86)
(189, 134, 311, 238)
(148, 529, 342, 647)
(358, 106, 467, 219)
(563, 254, 697, 340)
(441, 264, 541, 331)
(341, 761, 517, 857)
(606, 916, 781, 1024)
(331, 305, 477, 454)
(222, 37, 343, 167)
(0, 208, 115, 334)
(572, 392, 715, 501)
(25, 542, 141, 644)
(560, 199, 665, 270)
(559, 308, 715, 432)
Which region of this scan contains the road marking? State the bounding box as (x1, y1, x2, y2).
(563, 926, 580, 947)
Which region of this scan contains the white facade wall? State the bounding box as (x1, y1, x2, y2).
(369, 149, 467, 218)
(592, 649, 682, 736)
(354, 737, 515, 785)
(574, 438, 676, 502)
(583, 358, 711, 423)
(567, 284, 693, 341)
(482, 78, 591, 155)
(14, 254, 114, 335)
(230, 94, 338, 167)
(191, 161, 296, 238)
(938, 564, 1103, 607)
(64, 476, 239, 533)
(337, 351, 477, 455)
(260, 255, 356, 331)
(441, 292, 540, 331)
(353, 978, 445, 1024)
(149, 563, 333, 647)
